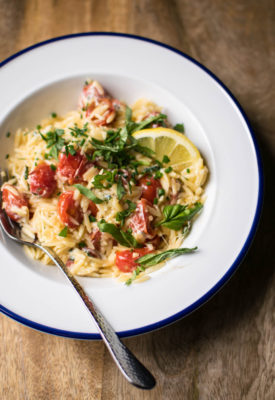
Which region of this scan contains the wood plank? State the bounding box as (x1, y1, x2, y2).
(0, 0, 274, 399)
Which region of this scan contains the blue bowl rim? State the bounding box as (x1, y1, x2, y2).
(0, 32, 264, 339)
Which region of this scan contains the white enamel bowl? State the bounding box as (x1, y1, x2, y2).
(0, 33, 262, 338)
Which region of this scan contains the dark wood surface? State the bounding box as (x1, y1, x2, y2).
(0, 1, 274, 399)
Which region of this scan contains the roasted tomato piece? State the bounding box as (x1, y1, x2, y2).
(89, 229, 101, 251)
(57, 191, 82, 228)
(115, 248, 152, 273)
(28, 162, 57, 198)
(79, 80, 106, 110)
(129, 198, 151, 235)
(89, 200, 98, 217)
(57, 151, 87, 185)
(1, 184, 29, 221)
(138, 175, 162, 204)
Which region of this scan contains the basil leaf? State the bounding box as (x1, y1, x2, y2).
(117, 176, 126, 200)
(73, 184, 104, 204)
(97, 220, 142, 248)
(136, 247, 197, 267)
(157, 203, 203, 230)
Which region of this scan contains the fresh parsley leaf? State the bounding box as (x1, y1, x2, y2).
(74, 184, 104, 204)
(58, 226, 68, 237)
(6, 132, 11, 138)
(173, 123, 185, 133)
(40, 128, 65, 160)
(51, 112, 57, 118)
(50, 164, 57, 171)
(97, 220, 142, 248)
(156, 203, 203, 230)
(69, 123, 89, 137)
(136, 247, 197, 267)
(162, 155, 170, 163)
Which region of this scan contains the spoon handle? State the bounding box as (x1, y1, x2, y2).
(38, 244, 156, 390)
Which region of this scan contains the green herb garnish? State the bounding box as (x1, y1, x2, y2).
(6, 132, 11, 138)
(125, 265, 146, 286)
(51, 112, 57, 118)
(162, 155, 170, 163)
(173, 123, 185, 133)
(24, 166, 29, 180)
(50, 164, 57, 171)
(74, 184, 104, 204)
(136, 247, 197, 267)
(116, 200, 136, 226)
(97, 220, 142, 248)
(58, 226, 68, 237)
(40, 128, 65, 160)
(156, 203, 203, 230)
(117, 176, 126, 200)
(164, 166, 173, 173)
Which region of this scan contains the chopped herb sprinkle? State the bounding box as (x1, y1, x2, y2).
(164, 166, 173, 173)
(6, 132, 11, 138)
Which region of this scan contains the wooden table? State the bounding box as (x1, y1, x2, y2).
(0, 1, 274, 399)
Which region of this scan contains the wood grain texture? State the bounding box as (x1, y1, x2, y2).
(0, 1, 274, 399)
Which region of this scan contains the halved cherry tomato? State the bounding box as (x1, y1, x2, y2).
(138, 175, 162, 204)
(57, 191, 82, 228)
(129, 198, 151, 235)
(28, 162, 57, 198)
(57, 151, 87, 185)
(2, 185, 28, 221)
(89, 229, 101, 251)
(115, 247, 152, 273)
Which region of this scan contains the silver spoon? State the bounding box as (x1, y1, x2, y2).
(0, 172, 155, 390)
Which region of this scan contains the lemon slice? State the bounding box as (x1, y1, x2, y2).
(133, 127, 202, 171)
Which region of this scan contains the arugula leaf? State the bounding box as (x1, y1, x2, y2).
(117, 176, 126, 200)
(173, 123, 185, 133)
(97, 220, 142, 248)
(58, 226, 68, 237)
(136, 247, 197, 267)
(157, 203, 203, 230)
(73, 184, 104, 204)
(116, 200, 136, 226)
